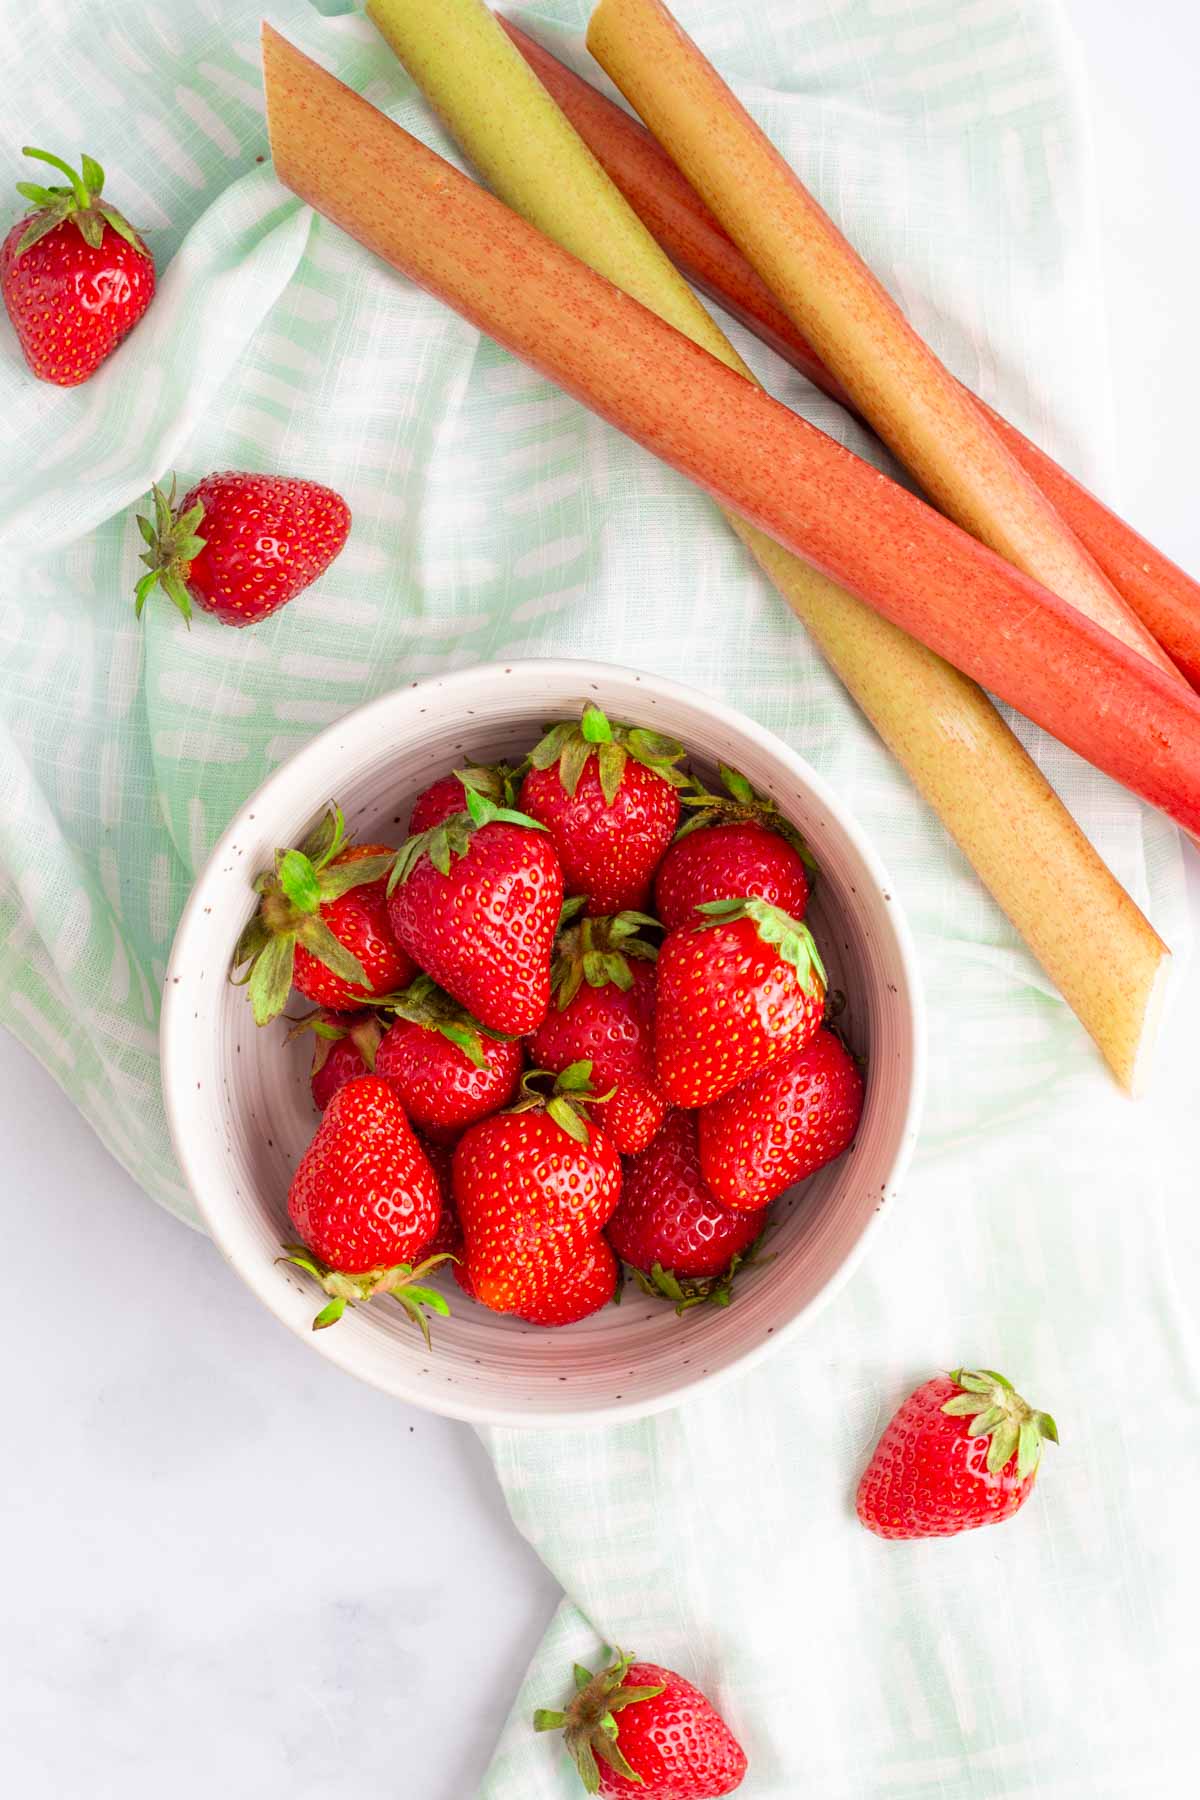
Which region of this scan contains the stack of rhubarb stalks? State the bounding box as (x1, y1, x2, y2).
(261, 0, 1200, 1095)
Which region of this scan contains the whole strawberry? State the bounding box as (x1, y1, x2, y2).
(607, 1110, 763, 1308)
(293, 1009, 385, 1110)
(388, 789, 563, 1036)
(408, 761, 521, 835)
(656, 764, 814, 929)
(2, 147, 155, 385)
(453, 1063, 622, 1325)
(520, 705, 687, 914)
(411, 1136, 464, 1261)
(374, 974, 524, 1141)
(699, 1027, 863, 1211)
(534, 1650, 747, 1796)
(655, 897, 827, 1107)
(282, 1074, 451, 1337)
(133, 470, 350, 626)
(857, 1369, 1059, 1540)
(231, 806, 412, 1025)
(531, 910, 667, 1154)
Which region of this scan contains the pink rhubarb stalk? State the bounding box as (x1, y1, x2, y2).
(504, 17, 1200, 693)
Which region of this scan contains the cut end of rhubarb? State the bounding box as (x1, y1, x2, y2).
(1125, 941, 1172, 1099)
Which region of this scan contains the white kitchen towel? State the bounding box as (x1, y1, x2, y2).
(0, 3, 1195, 1796)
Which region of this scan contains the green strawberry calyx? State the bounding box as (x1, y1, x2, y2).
(230, 805, 394, 1026)
(132, 476, 208, 624)
(675, 762, 818, 872)
(286, 1008, 384, 1079)
(529, 703, 688, 806)
(631, 1230, 774, 1315)
(279, 1243, 455, 1344)
(695, 896, 828, 995)
(551, 909, 662, 1010)
(446, 760, 523, 810)
(388, 787, 546, 894)
(509, 1062, 614, 1147)
(14, 146, 149, 257)
(364, 973, 514, 1070)
(533, 1649, 665, 1793)
(942, 1368, 1059, 1480)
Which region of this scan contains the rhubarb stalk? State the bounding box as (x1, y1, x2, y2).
(263, 21, 1178, 1088)
(586, 0, 1180, 681)
(505, 18, 1200, 693)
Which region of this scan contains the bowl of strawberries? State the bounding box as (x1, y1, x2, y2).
(162, 659, 923, 1424)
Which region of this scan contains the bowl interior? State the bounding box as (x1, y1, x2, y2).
(163, 662, 922, 1425)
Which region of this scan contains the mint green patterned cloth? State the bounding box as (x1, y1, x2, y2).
(1, 3, 1195, 1795)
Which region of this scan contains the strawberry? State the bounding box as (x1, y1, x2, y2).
(282, 1075, 451, 1337)
(231, 806, 412, 1025)
(453, 1063, 622, 1325)
(292, 1009, 385, 1110)
(531, 909, 667, 1154)
(654, 898, 827, 1107)
(656, 765, 813, 929)
(534, 1650, 747, 1797)
(133, 470, 350, 626)
(387, 789, 562, 1036)
(857, 1369, 1059, 1540)
(408, 761, 521, 835)
(411, 1137, 464, 1261)
(2, 147, 155, 386)
(374, 974, 524, 1141)
(520, 704, 687, 914)
(698, 1026, 863, 1211)
(607, 1110, 763, 1310)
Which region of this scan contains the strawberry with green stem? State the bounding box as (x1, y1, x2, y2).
(408, 760, 522, 835)
(133, 469, 350, 626)
(231, 805, 412, 1025)
(857, 1368, 1059, 1539)
(534, 1649, 747, 1796)
(373, 973, 524, 1140)
(453, 1062, 622, 1325)
(699, 1025, 864, 1211)
(531, 907, 667, 1154)
(388, 788, 563, 1036)
(283, 1074, 449, 1337)
(2, 146, 155, 386)
(656, 764, 814, 929)
(655, 897, 827, 1106)
(521, 704, 687, 915)
(607, 1109, 766, 1310)
(290, 1008, 385, 1110)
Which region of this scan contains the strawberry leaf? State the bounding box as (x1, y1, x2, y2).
(597, 739, 627, 806)
(547, 1097, 591, 1144)
(292, 913, 367, 987)
(312, 1295, 347, 1330)
(559, 734, 592, 800)
(248, 933, 296, 1025)
(316, 852, 394, 900)
(579, 704, 612, 744)
(277, 849, 321, 914)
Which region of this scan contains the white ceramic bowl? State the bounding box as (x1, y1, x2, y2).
(162, 659, 924, 1427)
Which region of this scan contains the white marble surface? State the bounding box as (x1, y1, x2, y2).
(5, 3, 1200, 1795)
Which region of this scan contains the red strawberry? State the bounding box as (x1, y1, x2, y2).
(655, 898, 827, 1107)
(857, 1369, 1059, 1540)
(282, 1075, 451, 1337)
(520, 705, 686, 914)
(655, 763, 814, 930)
(411, 1137, 464, 1261)
(534, 1650, 747, 1797)
(2, 147, 155, 386)
(133, 470, 350, 626)
(374, 974, 524, 1140)
(698, 1027, 863, 1211)
(606, 1110, 763, 1307)
(531, 910, 667, 1154)
(232, 807, 412, 1025)
(293, 1009, 385, 1110)
(408, 761, 521, 835)
(453, 1063, 622, 1325)
(387, 790, 562, 1036)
